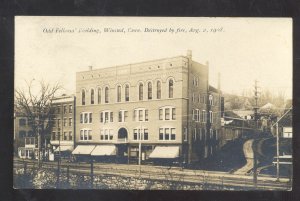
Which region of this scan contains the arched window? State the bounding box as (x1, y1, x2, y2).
(97, 88, 101, 104)
(148, 82, 152, 100)
(139, 83, 143, 101)
(91, 89, 94, 104)
(125, 84, 129, 102)
(81, 89, 86, 105)
(157, 81, 161, 99)
(105, 87, 109, 103)
(117, 85, 121, 102)
(168, 79, 174, 98)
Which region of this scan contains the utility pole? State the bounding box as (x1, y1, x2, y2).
(276, 122, 279, 181)
(138, 121, 142, 176)
(253, 80, 260, 187)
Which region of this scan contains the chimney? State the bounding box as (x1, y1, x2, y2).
(89, 66, 93, 71)
(187, 50, 192, 59)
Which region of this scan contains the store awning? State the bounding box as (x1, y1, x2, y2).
(54, 145, 74, 152)
(91, 145, 116, 156)
(72, 145, 95, 155)
(149, 146, 180, 159)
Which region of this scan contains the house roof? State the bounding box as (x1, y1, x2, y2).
(224, 111, 243, 119)
(209, 85, 219, 93)
(278, 110, 292, 127)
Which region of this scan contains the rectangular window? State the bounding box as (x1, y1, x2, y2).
(192, 109, 195, 121)
(159, 109, 163, 120)
(109, 129, 113, 140)
(165, 128, 170, 140)
(63, 105, 67, 114)
(159, 128, 164, 140)
(194, 109, 198, 122)
(171, 128, 176, 140)
(69, 131, 72, 140)
(80, 114, 83, 123)
(100, 112, 103, 122)
(134, 129, 138, 140)
(145, 110, 148, 121)
(69, 118, 72, 126)
(172, 108, 176, 120)
(57, 132, 61, 140)
(84, 113, 88, 123)
(144, 129, 148, 140)
(105, 112, 109, 122)
(57, 106, 60, 114)
(89, 113, 92, 123)
(88, 130, 92, 140)
(210, 111, 213, 123)
(194, 128, 197, 141)
(202, 111, 206, 123)
(57, 119, 61, 127)
(64, 132, 67, 140)
(84, 130, 87, 140)
(124, 111, 128, 122)
(100, 130, 104, 140)
(52, 132, 56, 140)
(80, 130, 83, 140)
(110, 112, 113, 122)
(69, 105, 72, 113)
(118, 111, 122, 122)
(139, 110, 143, 121)
(192, 93, 195, 102)
(165, 108, 170, 120)
(63, 118, 67, 127)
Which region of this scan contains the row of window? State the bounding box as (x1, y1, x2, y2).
(55, 105, 73, 114)
(81, 79, 175, 105)
(51, 131, 73, 141)
(53, 118, 73, 127)
(192, 128, 219, 141)
(192, 109, 218, 123)
(80, 107, 177, 124)
(25, 137, 35, 145)
(191, 93, 216, 105)
(19, 131, 34, 138)
(79, 128, 176, 141)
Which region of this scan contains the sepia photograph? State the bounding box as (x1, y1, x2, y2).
(13, 17, 292, 190)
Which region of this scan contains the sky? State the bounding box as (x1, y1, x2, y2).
(15, 17, 292, 99)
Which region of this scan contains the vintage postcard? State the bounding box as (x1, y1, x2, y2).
(14, 17, 292, 190)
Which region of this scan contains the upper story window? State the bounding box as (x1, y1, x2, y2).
(209, 111, 214, 123)
(139, 83, 143, 101)
(105, 87, 109, 103)
(19, 119, 26, 126)
(63, 105, 67, 114)
(91, 89, 95, 104)
(134, 108, 148, 122)
(57, 106, 61, 114)
(63, 118, 67, 127)
(118, 110, 128, 122)
(159, 106, 176, 120)
(80, 112, 92, 124)
(209, 95, 214, 105)
(201, 93, 206, 104)
(192, 109, 200, 122)
(133, 128, 148, 141)
(100, 129, 113, 141)
(168, 79, 174, 98)
(183, 127, 188, 141)
(69, 105, 72, 113)
(193, 76, 199, 86)
(117, 85, 121, 102)
(81, 89, 86, 105)
(192, 93, 195, 102)
(80, 129, 92, 141)
(57, 119, 61, 127)
(159, 127, 176, 141)
(201, 110, 207, 123)
(97, 88, 101, 104)
(69, 118, 72, 126)
(100, 111, 113, 123)
(148, 82, 152, 100)
(19, 131, 26, 138)
(25, 137, 35, 145)
(125, 84, 129, 102)
(157, 81, 161, 99)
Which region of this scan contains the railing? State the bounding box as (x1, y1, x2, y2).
(116, 138, 128, 143)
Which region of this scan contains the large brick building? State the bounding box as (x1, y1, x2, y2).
(50, 95, 76, 155)
(74, 50, 223, 164)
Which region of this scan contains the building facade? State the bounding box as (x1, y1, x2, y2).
(74, 51, 222, 164)
(14, 110, 36, 159)
(50, 95, 76, 156)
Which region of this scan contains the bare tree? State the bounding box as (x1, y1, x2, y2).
(15, 79, 62, 165)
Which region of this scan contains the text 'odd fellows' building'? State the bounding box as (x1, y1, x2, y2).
(74, 50, 223, 164)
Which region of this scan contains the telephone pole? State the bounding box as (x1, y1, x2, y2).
(253, 79, 260, 187)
